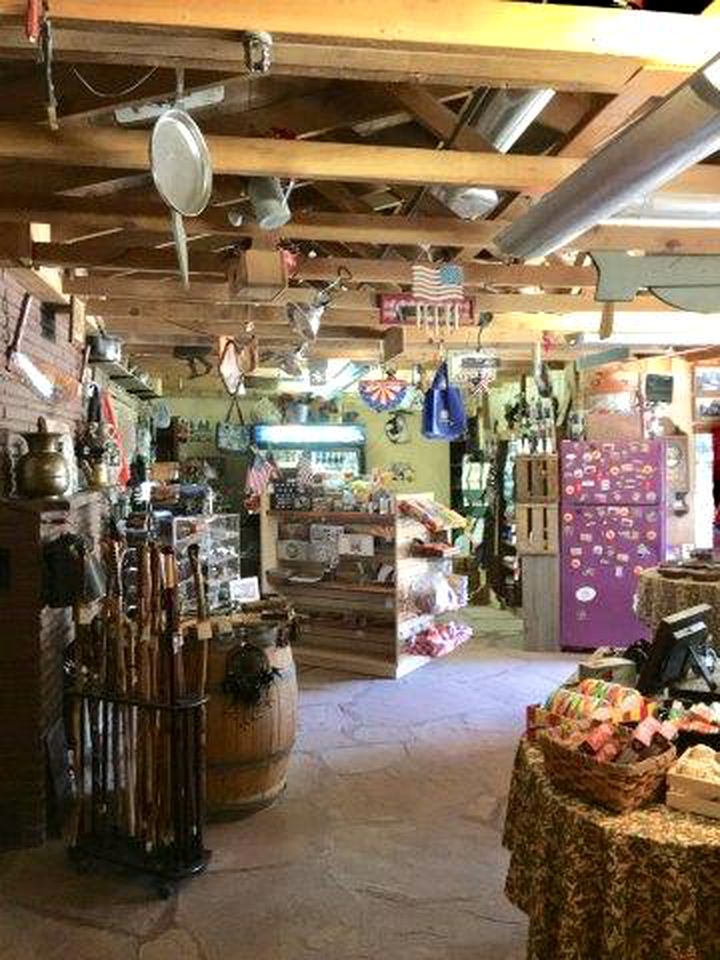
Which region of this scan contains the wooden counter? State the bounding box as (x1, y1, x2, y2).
(260, 494, 460, 678)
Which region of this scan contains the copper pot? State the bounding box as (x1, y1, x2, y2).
(17, 416, 70, 498)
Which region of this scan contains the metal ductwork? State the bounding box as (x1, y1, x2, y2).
(495, 55, 720, 260)
(431, 185, 499, 220)
(472, 88, 556, 153)
(431, 87, 554, 220)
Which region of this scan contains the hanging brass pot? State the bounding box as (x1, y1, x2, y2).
(17, 416, 70, 498)
(88, 461, 110, 490)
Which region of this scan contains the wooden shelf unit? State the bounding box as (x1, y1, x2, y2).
(260, 493, 465, 678)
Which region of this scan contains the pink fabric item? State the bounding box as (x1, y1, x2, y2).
(405, 621, 472, 658)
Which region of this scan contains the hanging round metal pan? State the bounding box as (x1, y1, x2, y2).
(150, 108, 213, 288)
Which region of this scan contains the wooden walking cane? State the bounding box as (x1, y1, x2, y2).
(187, 542, 209, 829)
(137, 543, 153, 845)
(149, 542, 165, 846)
(110, 535, 136, 836)
(188, 543, 211, 696)
(69, 600, 86, 845)
(162, 548, 189, 856)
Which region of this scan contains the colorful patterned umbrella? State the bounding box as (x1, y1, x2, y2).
(358, 378, 410, 412)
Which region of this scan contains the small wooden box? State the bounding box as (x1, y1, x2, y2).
(517, 504, 558, 555)
(667, 772, 720, 820)
(516, 455, 559, 504)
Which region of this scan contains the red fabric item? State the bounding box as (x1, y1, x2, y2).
(25, 0, 42, 43)
(713, 428, 720, 486)
(101, 391, 130, 487)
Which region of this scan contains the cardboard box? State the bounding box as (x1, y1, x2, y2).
(578, 657, 638, 688)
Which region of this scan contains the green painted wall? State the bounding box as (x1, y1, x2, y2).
(164, 394, 451, 504)
(344, 398, 450, 503)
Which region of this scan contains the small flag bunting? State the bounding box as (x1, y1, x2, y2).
(358, 378, 410, 412)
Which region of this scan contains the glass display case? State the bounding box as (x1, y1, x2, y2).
(157, 513, 241, 616)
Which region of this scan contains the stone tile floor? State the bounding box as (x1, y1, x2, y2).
(0, 608, 576, 960)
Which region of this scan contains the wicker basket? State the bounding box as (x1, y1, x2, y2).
(539, 731, 676, 813)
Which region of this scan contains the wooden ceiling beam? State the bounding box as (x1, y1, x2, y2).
(32, 241, 229, 275)
(292, 256, 596, 288)
(38, 2, 720, 70)
(2, 123, 720, 196)
(0, 197, 500, 245)
(74, 270, 691, 315)
(388, 84, 494, 152)
(555, 68, 687, 160)
(0, 24, 637, 94)
(9, 198, 720, 257)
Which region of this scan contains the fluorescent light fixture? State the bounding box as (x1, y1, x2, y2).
(114, 86, 225, 124)
(253, 424, 365, 446)
(14, 353, 55, 399)
(315, 361, 369, 400)
(495, 53, 720, 260)
(608, 193, 720, 228)
(576, 330, 717, 347)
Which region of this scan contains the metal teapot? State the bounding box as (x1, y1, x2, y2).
(17, 416, 70, 498)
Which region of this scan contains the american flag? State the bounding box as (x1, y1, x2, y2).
(245, 453, 279, 496)
(411, 264, 464, 303)
(296, 451, 314, 487)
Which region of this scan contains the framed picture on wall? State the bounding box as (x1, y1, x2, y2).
(695, 397, 720, 421)
(693, 364, 720, 430)
(694, 366, 720, 396)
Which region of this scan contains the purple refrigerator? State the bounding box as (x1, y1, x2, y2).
(560, 440, 666, 651)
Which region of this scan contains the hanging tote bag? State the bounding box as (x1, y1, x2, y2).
(422, 361, 467, 441)
(216, 389, 251, 454)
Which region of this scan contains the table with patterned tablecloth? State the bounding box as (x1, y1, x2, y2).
(503, 739, 720, 960)
(636, 568, 720, 645)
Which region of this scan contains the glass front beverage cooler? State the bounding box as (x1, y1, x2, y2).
(252, 424, 366, 478)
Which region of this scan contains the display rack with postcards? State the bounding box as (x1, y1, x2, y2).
(260, 492, 470, 678)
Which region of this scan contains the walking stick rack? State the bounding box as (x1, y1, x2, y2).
(68, 541, 210, 896)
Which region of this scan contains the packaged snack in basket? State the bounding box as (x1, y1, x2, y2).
(546, 714, 676, 766)
(580, 721, 615, 755)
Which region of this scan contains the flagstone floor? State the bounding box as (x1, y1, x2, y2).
(0, 607, 576, 960)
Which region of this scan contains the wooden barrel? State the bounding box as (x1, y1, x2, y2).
(205, 636, 297, 819)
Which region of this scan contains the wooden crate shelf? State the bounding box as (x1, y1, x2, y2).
(516, 504, 559, 555)
(515, 455, 559, 504)
(521, 555, 559, 652)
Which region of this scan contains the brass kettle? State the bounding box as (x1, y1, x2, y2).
(17, 416, 70, 498)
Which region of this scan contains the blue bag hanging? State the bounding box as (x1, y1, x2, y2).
(422, 361, 467, 440)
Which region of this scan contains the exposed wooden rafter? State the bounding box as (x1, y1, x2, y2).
(2, 123, 720, 197)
